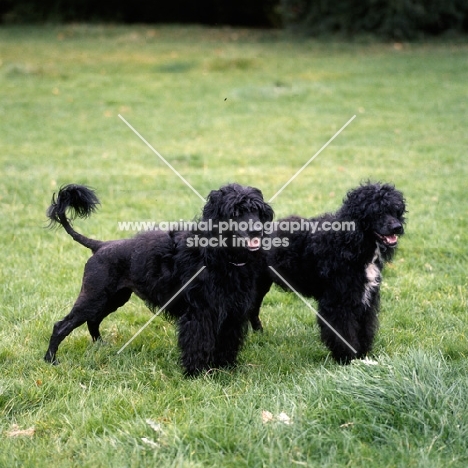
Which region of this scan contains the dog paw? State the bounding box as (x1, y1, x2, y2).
(44, 352, 59, 365)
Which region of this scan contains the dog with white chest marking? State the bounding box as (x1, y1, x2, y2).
(249, 182, 406, 362)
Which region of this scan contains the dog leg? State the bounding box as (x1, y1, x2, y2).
(356, 294, 380, 357)
(44, 293, 111, 364)
(249, 312, 263, 332)
(315, 270, 385, 362)
(316, 293, 364, 363)
(87, 319, 104, 343)
(86, 288, 132, 341)
(319, 300, 380, 363)
(248, 272, 272, 332)
(248, 296, 264, 332)
(177, 313, 217, 376)
(214, 317, 248, 369)
(44, 309, 88, 364)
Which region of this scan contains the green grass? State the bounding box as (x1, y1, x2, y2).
(1, 24, 467, 467)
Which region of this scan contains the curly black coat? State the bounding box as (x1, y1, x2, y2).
(44, 183, 274, 376)
(250, 182, 406, 362)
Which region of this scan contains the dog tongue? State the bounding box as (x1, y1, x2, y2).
(386, 234, 398, 244)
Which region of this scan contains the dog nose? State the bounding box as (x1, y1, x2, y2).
(390, 221, 404, 234)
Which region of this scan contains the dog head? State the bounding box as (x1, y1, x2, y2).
(202, 183, 274, 254)
(340, 182, 406, 250)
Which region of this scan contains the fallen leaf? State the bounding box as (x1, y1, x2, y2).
(340, 422, 354, 428)
(6, 424, 35, 438)
(354, 357, 379, 366)
(277, 412, 293, 425)
(262, 410, 274, 424)
(141, 437, 159, 448)
(262, 410, 293, 425)
(145, 418, 162, 433)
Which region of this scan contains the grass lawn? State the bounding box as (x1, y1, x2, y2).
(1, 25, 467, 467)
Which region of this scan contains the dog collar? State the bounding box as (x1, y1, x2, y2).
(229, 262, 246, 267)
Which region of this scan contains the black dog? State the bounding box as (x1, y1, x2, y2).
(44, 183, 274, 375)
(249, 182, 406, 362)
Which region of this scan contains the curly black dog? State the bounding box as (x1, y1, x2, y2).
(249, 182, 406, 362)
(44, 183, 274, 375)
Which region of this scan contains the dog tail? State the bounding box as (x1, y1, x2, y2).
(46, 184, 104, 252)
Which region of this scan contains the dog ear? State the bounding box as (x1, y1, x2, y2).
(340, 183, 380, 230)
(202, 189, 223, 220)
(259, 200, 274, 223)
(242, 186, 274, 222)
(202, 186, 240, 220)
